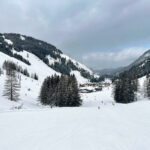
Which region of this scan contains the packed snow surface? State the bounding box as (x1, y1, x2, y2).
(0, 101, 150, 150)
(0, 79, 150, 150)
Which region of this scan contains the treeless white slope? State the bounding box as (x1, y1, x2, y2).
(82, 86, 114, 107)
(0, 101, 150, 150)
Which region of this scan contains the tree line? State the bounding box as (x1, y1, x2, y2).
(113, 74, 138, 103)
(3, 60, 38, 80)
(144, 74, 150, 99)
(39, 74, 82, 107)
(113, 72, 150, 103)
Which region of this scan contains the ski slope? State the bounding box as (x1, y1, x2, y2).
(0, 50, 150, 150)
(0, 101, 150, 150)
(0, 77, 150, 150)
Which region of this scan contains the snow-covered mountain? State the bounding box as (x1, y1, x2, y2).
(0, 33, 95, 83)
(118, 49, 150, 78)
(94, 49, 150, 78)
(0, 45, 111, 111)
(93, 67, 125, 76)
(129, 49, 150, 68)
(0, 33, 98, 110)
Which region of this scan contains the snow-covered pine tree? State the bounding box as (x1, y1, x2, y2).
(39, 77, 50, 105)
(113, 79, 122, 103)
(23, 69, 30, 77)
(146, 74, 150, 99)
(143, 78, 148, 98)
(34, 73, 38, 80)
(3, 69, 20, 101)
(39, 75, 60, 106)
(47, 75, 60, 106)
(56, 75, 69, 107)
(0, 68, 2, 76)
(66, 80, 74, 106)
(39, 74, 81, 107)
(70, 75, 82, 106)
(114, 75, 136, 103)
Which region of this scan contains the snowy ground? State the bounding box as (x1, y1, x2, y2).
(0, 100, 150, 150)
(0, 84, 150, 150)
(0, 50, 150, 150)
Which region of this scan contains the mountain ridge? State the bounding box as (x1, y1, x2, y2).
(115, 49, 150, 79)
(0, 33, 95, 81)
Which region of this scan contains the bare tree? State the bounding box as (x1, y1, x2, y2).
(3, 68, 20, 101)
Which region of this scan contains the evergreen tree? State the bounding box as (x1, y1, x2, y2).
(70, 75, 82, 106)
(39, 74, 82, 107)
(146, 74, 150, 98)
(23, 69, 30, 77)
(56, 75, 69, 106)
(114, 79, 123, 103)
(48, 75, 60, 106)
(143, 78, 148, 98)
(39, 77, 51, 105)
(114, 75, 136, 103)
(0, 68, 2, 76)
(34, 73, 38, 80)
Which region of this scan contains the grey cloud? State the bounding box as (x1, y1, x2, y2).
(0, 0, 150, 69)
(82, 48, 147, 69)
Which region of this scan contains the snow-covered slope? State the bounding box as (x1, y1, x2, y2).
(0, 50, 92, 110)
(0, 100, 150, 150)
(129, 49, 150, 67)
(114, 49, 150, 78)
(0, 51, 56, 110)
(0, 51, 59, 82)
(60, 53, 93, 74)
(0, 33, 95, 82)
(0, 33, 96, 110)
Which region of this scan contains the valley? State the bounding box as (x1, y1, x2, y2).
(0, 33, 150, 150)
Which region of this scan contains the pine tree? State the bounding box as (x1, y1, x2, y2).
(39, 74, 82, 107)
(23, 69, 30, 77)
(47, 75, 60, 106)
(56, 75, 69, 106)
(114, 79, 123, 103)
(34, 73, 38, 80)
(114, 76, 136, 103)
(39, 77, 50, 105)
(146, 74, 150, 98)
(70, 75, 82, 106)
(3, 69, 20, 101)
(0, 68, 2, 76)
(66, 81, 74, 106)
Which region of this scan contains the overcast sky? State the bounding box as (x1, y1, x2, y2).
(0, 0, 150, 69)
